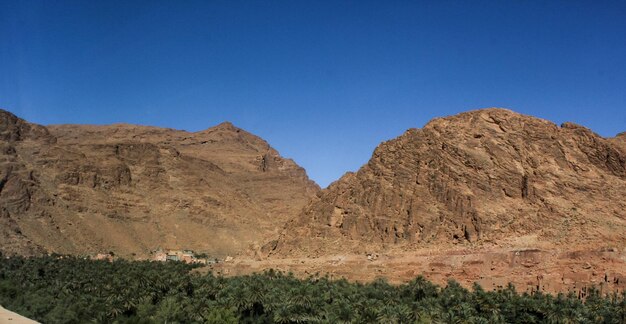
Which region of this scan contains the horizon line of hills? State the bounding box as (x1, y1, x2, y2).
(0, 107, 624, 259)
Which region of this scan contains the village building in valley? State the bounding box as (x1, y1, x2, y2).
(152, 248, 216, 264)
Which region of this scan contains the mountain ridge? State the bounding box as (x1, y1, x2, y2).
(270, 108, 625, 256)
(0, 108, 319, 257)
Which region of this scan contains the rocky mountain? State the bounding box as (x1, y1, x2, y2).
(610, 132, 626, 152)
(271, 108, 626, 256)
(0, 109, 319, 257)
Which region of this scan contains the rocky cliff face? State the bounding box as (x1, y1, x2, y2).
(0, 109, 319, 257)
(610, 132, 626, 152)
(0, 112, 56, 254)
(272, 108, 626, 256)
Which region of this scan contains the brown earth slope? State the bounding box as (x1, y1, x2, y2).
(271, 108, 626, 256)
(0, 109, 318, 257)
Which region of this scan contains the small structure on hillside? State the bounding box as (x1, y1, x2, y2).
(181, 250, 194, 263)
(152, 248, 212, 264)
(154, 250, 167, 262)
(166, 254, 180, 262)
(92, 252, 114, 262)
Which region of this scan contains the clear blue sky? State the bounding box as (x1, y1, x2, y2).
(1, 1, 625, 187)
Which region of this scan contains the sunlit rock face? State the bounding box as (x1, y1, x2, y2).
(0, 109, 319, 257)
(273, 108, 626, 256)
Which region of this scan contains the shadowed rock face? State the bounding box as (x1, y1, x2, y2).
(0, 109, 319, 257)
(272, 108, 626, 256)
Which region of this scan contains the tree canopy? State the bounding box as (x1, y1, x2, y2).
(0, 255, 624, 323)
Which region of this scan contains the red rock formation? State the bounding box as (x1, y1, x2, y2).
(273, 108, 626, 256)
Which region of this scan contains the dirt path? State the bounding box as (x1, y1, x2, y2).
(0, 306, 38, 324)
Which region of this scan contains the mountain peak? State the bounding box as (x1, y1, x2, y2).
(0, 109, 55, 143)
(0, 110, 319, 257)
(273, 108, 626, 256)
(211, 121, 238, 131)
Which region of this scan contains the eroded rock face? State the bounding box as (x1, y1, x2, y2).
(273, 108, 626, 256)
(609, 132, 626, 153)
(0, 112, 56, 254)
(0, 109, 319, 257)
(0, 111, 55, 144)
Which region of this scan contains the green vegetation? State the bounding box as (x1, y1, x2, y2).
(0, 255, 624, 323)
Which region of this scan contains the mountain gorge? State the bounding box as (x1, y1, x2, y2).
(2, 107, 625, 294)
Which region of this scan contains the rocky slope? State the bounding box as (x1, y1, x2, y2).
(271, 108, 626, 256)
(610, 132, 626, 152)
(0, 109, 319, 257)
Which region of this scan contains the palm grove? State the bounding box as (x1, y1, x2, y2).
(0, 255, 624, 323)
